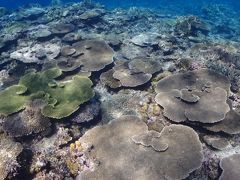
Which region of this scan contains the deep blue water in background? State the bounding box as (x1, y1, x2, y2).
(0, 0, 240, 15)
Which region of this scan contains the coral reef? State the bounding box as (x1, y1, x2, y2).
(204, 110, 240, 135)
(72, 40, 114, 72)
(113, 67, 152, 87)
(0, 85, 28, 116)
(155, 69, 230, 123)
(203, 135, 230, 151)
(219, 154, 240, 180)
(71, 99, 100, 123)
(0, 68, 94, 119)
(77, 116, 203, 180)
(20, 69, 94, 119)
(174, 16, 209, 37)
(0, 1, 240, 179)
(100, 69, 122, 89)
(2, 99, 51, 137)
(10, 43, 61, 64)
(0, 134, 23, 180)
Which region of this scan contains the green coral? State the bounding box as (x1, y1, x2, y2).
(19, 68, 62, 94)
(41, 76, 94, 119)
(0, 68, 94, 119)
(0, 85, 29, 116)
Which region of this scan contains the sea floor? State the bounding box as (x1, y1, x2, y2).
(0, 1, 240, 180)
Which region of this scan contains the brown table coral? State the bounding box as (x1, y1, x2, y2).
(72, 40, 114, 72)
(219, 154, 240, 180)
(77, 116, 203, 180)
(155, 69, 231, 123)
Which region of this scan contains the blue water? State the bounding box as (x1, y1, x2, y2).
(1, 0, 240, 15)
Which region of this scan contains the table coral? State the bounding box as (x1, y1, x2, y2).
(0, 68, 94, 119)
(77, 116, 203, 180)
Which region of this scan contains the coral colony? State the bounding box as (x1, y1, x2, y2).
(0, 1, 240, 180)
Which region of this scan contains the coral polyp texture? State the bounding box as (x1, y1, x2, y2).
(0, 68, 94, 119)
(100, 69, 122, 89)
(77, 116, 203, 180)
(155, 69, 231, 94)
(128, 57, 162, 74)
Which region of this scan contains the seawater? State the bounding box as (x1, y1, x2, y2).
(1, 0, 240, 15)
